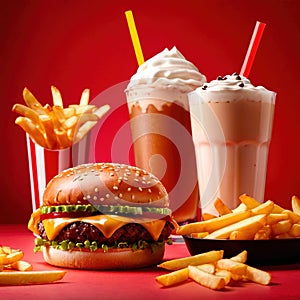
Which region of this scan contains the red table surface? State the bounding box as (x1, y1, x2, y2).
(0, 224, 299, 300)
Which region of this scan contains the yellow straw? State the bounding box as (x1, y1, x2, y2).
(125, 10, 144, 66)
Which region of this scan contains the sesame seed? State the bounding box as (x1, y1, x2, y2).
(138, 187, 143, 192)
(94, 187, 99, 193)
(100, 197, 104, 202)
(113, 186, 119, 190)
(148, 189, 152, 193)
(127, 187, 131, 192)
(86, 195, 91, 200)
(131, 194, 135, 200)
(93, 196, 97, 200)
(119, 193, 123, 198)
(134, 178, 139, 182)
(106, 194, 110, 198)
(110, 172, 114, 177)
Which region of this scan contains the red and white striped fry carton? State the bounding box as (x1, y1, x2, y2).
(26, 134, 90, 211)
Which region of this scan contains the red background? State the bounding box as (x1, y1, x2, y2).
(1, 0, 299, 223)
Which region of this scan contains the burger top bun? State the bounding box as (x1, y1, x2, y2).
(43, 163, 169, 208)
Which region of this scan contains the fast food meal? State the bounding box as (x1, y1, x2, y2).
(12, 86, 110, 149)
(177, 194, 300, 239)
(0, 245, 66, 285)
(156, 250, 271, 290)
(28, 163, 178, 269)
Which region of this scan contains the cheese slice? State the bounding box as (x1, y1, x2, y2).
(41, 215, 168, 241)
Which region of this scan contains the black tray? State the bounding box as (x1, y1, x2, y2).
(183, 235, 300, 265)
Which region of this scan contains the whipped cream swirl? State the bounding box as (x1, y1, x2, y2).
(192, 73, 275, 103)
(127, 47, 206, 92)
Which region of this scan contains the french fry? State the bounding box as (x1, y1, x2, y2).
(11, 260, 33, 272)
(62, 107, 76, 119)
(229, 229, 257, 240)
(177, 211, 251, 235)
(12, 104, 42, 125)
(271, 219, 292, 236)
(0, 246, 12, 254)
(64, 115, 78, 129)
(190, 232, 209, 238)
(291, 195, 300, 215)
(215, 269, 231, 285)
(232, 202, 248, 213)
(0, 251, 24, 265)
(251, 200, 274, 215)
(204, 214, 266, 239)
(216, 259, 247, 276)
(23, 88, 47, 115)
(282, 209, 300, 223)
(0, 270, 66, 285)
(229, 250, 248, 263)
(188, 266, 226, 290)
(254, 225, 271, 240)
(70, 104, 96, 114)
(73, 121, 98, 143)
(93, 104, 110, 119)
(214, 198, 232, 215)
(289, 223, 300, 237)
(202, 213, 217, 221)
(246, 266, 271, 285)
(80, 88, 90, 106)
(51, 86, 63, 107)
(196, 263, 215, 274)
(157, 250, 224, 271)
(266, 213, 289, 225)
(239, 194, 261, 209)
(156, 268, 189, 287)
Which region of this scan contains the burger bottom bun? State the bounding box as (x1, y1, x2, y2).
(42, 245, 165, 269)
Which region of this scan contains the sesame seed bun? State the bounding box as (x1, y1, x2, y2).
(43, 163, 169, 208)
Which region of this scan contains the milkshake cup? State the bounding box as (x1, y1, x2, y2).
(188, 73, 276, 215)
(126, 47, 206, 223)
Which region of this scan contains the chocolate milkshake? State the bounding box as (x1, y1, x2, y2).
(188, 73, 276, 215)
(126, 47, 206, 223)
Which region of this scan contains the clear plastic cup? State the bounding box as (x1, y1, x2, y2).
(188, 87, 276, 215)
(126, 85, 200, 224)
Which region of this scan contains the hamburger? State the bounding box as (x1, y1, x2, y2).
(28, 162, 178, 269)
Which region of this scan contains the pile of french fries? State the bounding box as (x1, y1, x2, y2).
(0, 245, 65, 285)
(156, 250, 271, 290)
(177, 194, 300, 240)
(0, 245, 32, 272)
(12, 86, 110, 149)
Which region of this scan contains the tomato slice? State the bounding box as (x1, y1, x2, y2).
(40, 211, 93, 221)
